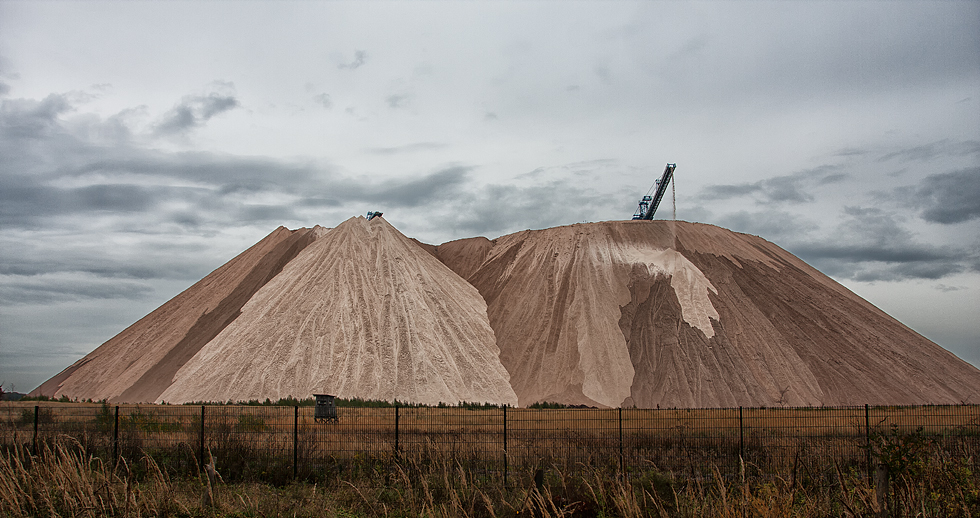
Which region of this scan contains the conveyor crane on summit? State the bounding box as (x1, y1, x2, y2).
(632, 163, 676, 220)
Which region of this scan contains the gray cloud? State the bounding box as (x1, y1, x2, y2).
(668, 3, 980, 110)
(714, 210, 820, 243)
(0, 93, 73, 139)
(699, 167, 846, 205)
(445, 180, 619, 237)
(386, 94, 409, 109)
(338, 50, 367, 70)
(313, 93, 332, 109)
(788, 206, 974, 282)
(153, 88, 240, 136)
(365, 142, 447, 155)
(878, 140, 980, 163)
(328, 166, 470, 208)
(0, 90, 489, 294)
(911, 167, 980, 224)
(0, 274, 153, 305)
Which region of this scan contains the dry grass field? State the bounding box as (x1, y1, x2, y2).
(2, 401, 978, 516)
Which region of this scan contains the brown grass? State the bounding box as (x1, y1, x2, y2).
(2, 434, 979, 517)
(2, 402, 978, 516)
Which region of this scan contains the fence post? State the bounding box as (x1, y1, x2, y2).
(113, 406, 119, 464)
(32, 405, 39, 455)
(865, 404, 872, 482)
(619, 407, 624, 475)
(394, 405, 400, 459)
(200, 405, 206, 469)
(503, 405, 508, 488)
(738, 407, 744, 462)
(293, 405, 299, 479)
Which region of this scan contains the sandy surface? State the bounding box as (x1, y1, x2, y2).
(433, 237, 494, 281)
(157, 217, 517, 406)
(465, 220, 980, 407)
(33, 218, 980, 408)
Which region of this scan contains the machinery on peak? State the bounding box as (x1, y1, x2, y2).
(632, 163, 675, 221)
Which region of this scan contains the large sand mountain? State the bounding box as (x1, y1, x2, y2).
(32, 218, 980, 407)
(459, 220, 980, 408)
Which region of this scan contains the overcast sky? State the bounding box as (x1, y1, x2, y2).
(1, 1, 978, 394)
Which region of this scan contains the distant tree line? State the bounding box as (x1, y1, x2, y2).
(14, 394, 586, 409)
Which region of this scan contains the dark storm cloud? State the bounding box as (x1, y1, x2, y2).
(6, 182, 160, 219)
(331, 166, 470, 208)
(10, 151, 322, 227)
(909, 167, 980, 224)
(788, 206, 975, 282)
(153, 89, 240, 136)
(699, 167, 846, 204)
(0, 221, 216, 280)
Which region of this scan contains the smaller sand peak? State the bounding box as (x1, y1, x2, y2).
(157, 215, 518, 406)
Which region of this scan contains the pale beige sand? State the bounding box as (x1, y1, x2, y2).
(31, 226, 323, 402)
(157, 217, 517, 406)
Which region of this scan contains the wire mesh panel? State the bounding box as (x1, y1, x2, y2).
(623, 407, 740, 480)
(741, 406, 867, 486)
(507, 408, 620, 484)
(202, 405, 294, 481)
(868, 405, 980, 476)
(111, 404, 201, 475)
(21, 403, 117, 457)
(398, 407, 505, 482)
(299, 406, 395, 483)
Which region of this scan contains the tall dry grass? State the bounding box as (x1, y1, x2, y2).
(0, 437, 189, 517)
(2, 437, 979, 517)
(3, 404, 979, 517)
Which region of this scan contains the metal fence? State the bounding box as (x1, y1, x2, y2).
(2, 403, 977, 486)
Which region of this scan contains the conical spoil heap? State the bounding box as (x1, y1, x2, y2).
(157, 216, 517, 406)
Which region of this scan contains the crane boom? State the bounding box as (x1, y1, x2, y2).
(632, 163, 675, 220)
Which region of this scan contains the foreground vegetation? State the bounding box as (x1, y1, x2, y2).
(2, 436, 979, 518)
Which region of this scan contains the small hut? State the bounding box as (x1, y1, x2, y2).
(313, 394, 339, 423)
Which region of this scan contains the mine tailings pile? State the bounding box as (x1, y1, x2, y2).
(32, 216, 980, 408)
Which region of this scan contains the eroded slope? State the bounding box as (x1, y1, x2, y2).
(465, 220, 980, 408)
